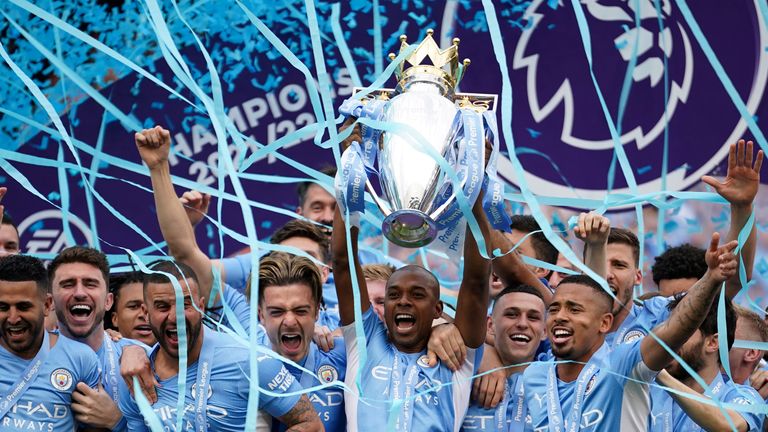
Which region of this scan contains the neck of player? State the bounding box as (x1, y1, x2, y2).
(609, 305, 631, 333)
(393, 339, 428, 354)
(59, 322, 104, 352)
(684, 362, 720, 394)
(7, 329, 46, 360)
(500, 353, 533, 377)
(155, 330, 205, 379)
(556, 338, 605, 382)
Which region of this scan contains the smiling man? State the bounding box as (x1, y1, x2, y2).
(257, 252, 347, 431)
(118, 260, 322, 431)
(461, 285, 546, 431)
(0, 254, 101, 431)
(333, 190, 491, 431)
(523, 231, 739, 431)
(49, 245, 145, 430)
(583, 139, 763, 349)
(650, 297, 764, 432)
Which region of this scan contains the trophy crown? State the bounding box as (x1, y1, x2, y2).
(388, 29, 471, 94)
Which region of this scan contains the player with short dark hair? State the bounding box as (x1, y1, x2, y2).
(0, 209, 21, 257)
(582, 139, 763, 349)
(523, 232, 739, 430)
(118, 258, 322, 431)
(461, 285, 546, 431)
(0, 253, 101, 431)
(109, 271, 156, 346)
(651, 243, 707, 297)
(507, 214, 559, 280)
(652, 297, 764, 431)
(49, 245, 143, 430)
(333, 189, 492, 431)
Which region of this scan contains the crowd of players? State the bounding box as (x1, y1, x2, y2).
(0, 124, 766, 431)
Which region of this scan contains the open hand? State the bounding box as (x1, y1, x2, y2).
(702, 139, 764, 208)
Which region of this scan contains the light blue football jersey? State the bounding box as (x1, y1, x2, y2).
(649, 372, 765, 432)
(523, 339, 656, 431)
(343, 308, 483, 432)
(97, 335, 150, 432)
(119, 328, 302, 431)
(461, 372, 532, 432)
(274, 339, 346, 432)
(606, 296, 671, 348)
(0, 333, 100, 431)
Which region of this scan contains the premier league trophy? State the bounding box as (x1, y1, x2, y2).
(336, 29, 502, 248)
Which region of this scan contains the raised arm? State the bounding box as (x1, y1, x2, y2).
(640, 232, 738, 371)
(134, 126, 215, 304)
(488, 228, 552, 304)
(576, 211, 611, 280)
(331, 207, 369, 326)
(656, 369, 751, 432)
(702, 139, 763, 299)
(453, 196, 492, 349)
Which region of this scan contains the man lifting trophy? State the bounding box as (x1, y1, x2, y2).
(336, 29, 506, 248)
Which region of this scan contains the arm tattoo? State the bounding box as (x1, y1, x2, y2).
(281, 395, 321, 432)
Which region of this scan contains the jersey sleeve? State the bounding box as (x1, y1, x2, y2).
(724, 384, 765, 431)
(256, 355, 303, 418)
(317, 307, 341, 331)
(117, 338, 152, 355)
(219, 283, 252, 334)
(221, 253, 253, 292)
(608, 339, 657, 383)
(644, 296, 672, 323)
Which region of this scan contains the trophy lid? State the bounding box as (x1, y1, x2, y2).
(388, 29, 471, 98)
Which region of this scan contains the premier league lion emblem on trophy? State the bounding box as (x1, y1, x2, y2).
(336, 30, 504, 248)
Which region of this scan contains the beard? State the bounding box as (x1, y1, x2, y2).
(55, 307, 104, 339)
(153, 318, 202, 358)
(667, 339, 705, 381)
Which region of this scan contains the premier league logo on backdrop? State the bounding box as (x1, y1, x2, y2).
(498, 0, 768, 200)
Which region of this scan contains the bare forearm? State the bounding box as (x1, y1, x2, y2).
(658, 371, 749, 432)
(489, 229, 552, 304)
(583, 243, 606, 280)
(642, 273, 719, 370)
(331, 208, 369, 325)
(148, 163, 200, 260)
(454, 200, 491, 348)
(148, 163, 212, 300)
(280, 395, 324, 431)
(725, 204, 755, 298)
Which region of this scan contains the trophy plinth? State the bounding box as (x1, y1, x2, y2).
(382, 209, 438, 248)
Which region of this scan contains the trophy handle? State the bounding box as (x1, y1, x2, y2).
(365, 178, 393, 217)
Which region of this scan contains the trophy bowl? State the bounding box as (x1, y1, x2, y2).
(339, 30, 497, 248)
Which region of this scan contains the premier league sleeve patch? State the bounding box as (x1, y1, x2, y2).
(317, 365, 339, 383)
(50, 368, 73, 391)
(622, 330, 646, 343)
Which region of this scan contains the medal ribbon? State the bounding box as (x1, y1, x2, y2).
(0, 331, 51, 420)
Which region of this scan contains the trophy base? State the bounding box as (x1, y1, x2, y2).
(382, 210, 438, 248)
